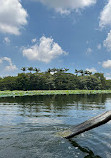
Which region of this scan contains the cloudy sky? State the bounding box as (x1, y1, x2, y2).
(0, 0, 111, 79)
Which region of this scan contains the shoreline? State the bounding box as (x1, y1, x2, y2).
(0, 90, 111, 98)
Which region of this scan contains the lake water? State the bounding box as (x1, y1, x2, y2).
(0, 94, 111, 158)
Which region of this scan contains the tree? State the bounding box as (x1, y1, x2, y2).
(51, 67, 57, 73)
(0, 76, 17, 90)
(79, 69, 84, 76)
(79, 76, 102, 90)
(94, 73, 106, 89)
(88, 71, 92, 76)
(44, 73, 55, 90)
(106, 80, 111, 89)
(21, 67, 26, 73)
(75, 69, 84, 76)
(53, 72, 79, 90)
(64, 68, 69, 72)
(84, 70, 88, 76)
(27, 67, 34, 73)
(46, 68, 51, 74)
(56, 68, 69, 73)
(75, 69, 78, 76)
(0, 67, 108, 91)
(34, 68, 40, 73)
(16, 73, 28, 90)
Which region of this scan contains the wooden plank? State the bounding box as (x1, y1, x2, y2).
(62, 111, 111, 139)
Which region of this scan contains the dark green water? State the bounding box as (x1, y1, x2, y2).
(0, 94, 111, 158)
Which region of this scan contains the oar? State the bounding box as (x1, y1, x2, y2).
(61, 111, 111, 139)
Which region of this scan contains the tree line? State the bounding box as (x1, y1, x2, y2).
(0, 67, 110, 91)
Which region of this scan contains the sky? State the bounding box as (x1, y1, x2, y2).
(1, 0, 111, 79)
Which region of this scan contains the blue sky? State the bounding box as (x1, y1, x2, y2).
(0, 0, 111, 79)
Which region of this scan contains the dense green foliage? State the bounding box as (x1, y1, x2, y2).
(0, 68, 110, 90)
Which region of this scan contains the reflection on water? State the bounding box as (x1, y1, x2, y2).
(0, 94, 108, 110)
(0, 94, 111, 158)
(69, 139, 101, 158)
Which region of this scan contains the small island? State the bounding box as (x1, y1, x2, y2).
(0, 67, 111, 97)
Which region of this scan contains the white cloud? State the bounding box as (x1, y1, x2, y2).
(104, 30, 111, 51)
(22, 36, 68, 63)
(99, 1, 111, 54)
(0, 0, 28, 35)
(106, 77, 111, 80)
(55, 8, 70, 15)
(105, 73, 111, 79)
(3, 37, 10, 44)
(5, 65, 17, 71)
(0, 57, 17, 71)
(99, 0, 111, 28)
(86, 67, 97, 73)
(34, 0, 96, 14)
(97, 43, 102, 50)
(86, 47, 93, 55)
(32, 38, 37, 43)
(0, 58, 3, 64)
(102, 59, 111, 68)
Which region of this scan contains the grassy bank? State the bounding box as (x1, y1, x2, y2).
(0, 90, 111, 98)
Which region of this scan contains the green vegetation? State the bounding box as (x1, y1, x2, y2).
(1, 90, 111, 98)
(0, 67, 111, 92)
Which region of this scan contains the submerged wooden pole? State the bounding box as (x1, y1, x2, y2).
(63, 111, 111, 139)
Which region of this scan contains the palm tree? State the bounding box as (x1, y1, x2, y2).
(28, 67, 34, 73)
(51, 67, 57, 74)
(88, 71, 92, 76)
(21, 67, 26, 73)
(47, 68, 51, 74)
(64, 68, 69, 72)
(34, 68, 40, 73)
(84, 70, 88, 76)
(58, 68, 64, 73)
(75, 69, 78, 76)
(79, 69, 84, 76)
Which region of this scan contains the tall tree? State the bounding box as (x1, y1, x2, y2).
(46, 68, 51, 74)
(84, 70, 88, 76)
(79, 70, 84, 76)
(64, 68, 69, 72)
(28, 67, 34, 73)
(88, 71, 92, 76)
(75, 69, 78, 76)
(34, 68, 40, 73)
(94, 73, 106, 89)
(21, 67, 26, 73)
